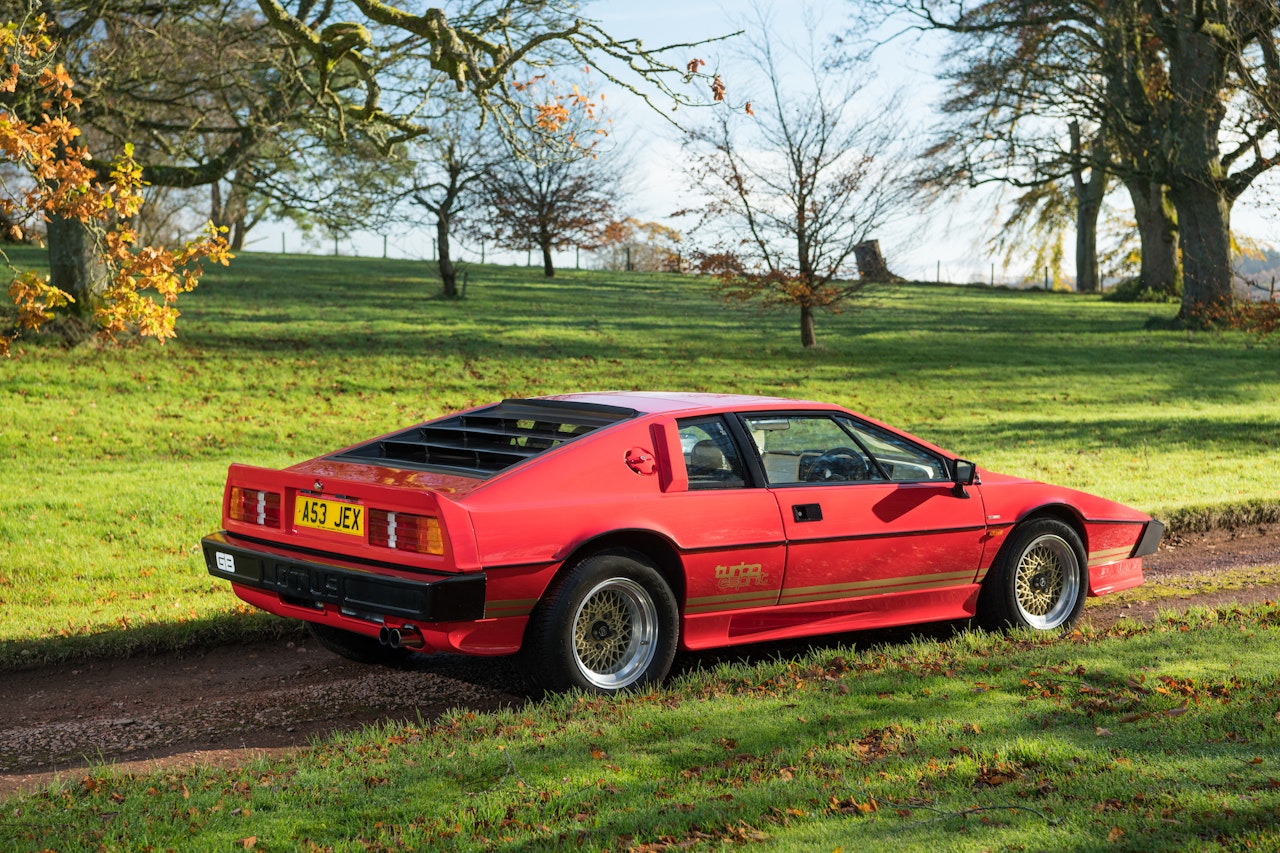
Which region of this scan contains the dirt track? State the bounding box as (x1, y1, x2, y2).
(3, 526, 1278, 799)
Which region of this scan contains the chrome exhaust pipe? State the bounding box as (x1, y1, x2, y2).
(378, 624, 425, 650)
(393, 624, 426, 650)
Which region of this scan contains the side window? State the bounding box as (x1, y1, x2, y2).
(677, 417, 747, 490)
(742, 415, 883, 485)
(839, 418, 948, 482)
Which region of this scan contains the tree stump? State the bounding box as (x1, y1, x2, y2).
(854, 240, 902, 281)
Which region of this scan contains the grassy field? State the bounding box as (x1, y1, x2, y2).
(4, 249, 1280, 849)
(1, 247, 1279, 665)
(5, 608, 1280, 851)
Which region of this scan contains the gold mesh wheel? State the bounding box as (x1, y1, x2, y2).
(570, 577, 658, 690)
(1013, 534, 1081, 629)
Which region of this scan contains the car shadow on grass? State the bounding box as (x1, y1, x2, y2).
(368, 619, 975, 703)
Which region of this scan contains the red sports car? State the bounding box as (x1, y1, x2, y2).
(202, 392, 1161, 693)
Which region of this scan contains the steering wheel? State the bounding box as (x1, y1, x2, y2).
(812, 447, 868, 482)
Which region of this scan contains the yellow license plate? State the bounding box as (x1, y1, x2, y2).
(294, 495, 365, 537)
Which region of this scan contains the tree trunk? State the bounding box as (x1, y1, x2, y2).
(1171, 180, 1233, 322)
(853, 240, 898, 281)
(224, 178, 252, 251)
(1163, 12, 1233, 322)
(47, 214, 106, 322)
(541, 241, 555, 278)
(230, 217, 247, 252)
(1124, 177, 1180, 296)
(1069, 121, 1106, 293)
(799, 303, 816, 348)
(436, 214, 458, 298)
(210, 181, 226, 232)
(1074, 195, 1103, 293)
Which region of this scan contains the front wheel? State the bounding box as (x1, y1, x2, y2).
(977, 518, 1086, 631)
(523, 550, 679, 694)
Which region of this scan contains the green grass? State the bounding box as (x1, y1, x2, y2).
(5, 607, 1280, 851)
(1107, 562, 1280, 607)
(2, 247, 1279, 667)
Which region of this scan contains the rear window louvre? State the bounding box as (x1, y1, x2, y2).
(331, 398, 637, 477)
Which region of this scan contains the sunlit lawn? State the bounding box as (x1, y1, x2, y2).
(6, 608, 1280, 852)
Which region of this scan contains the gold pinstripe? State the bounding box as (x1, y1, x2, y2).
(1087, 545, 1133, 567)
(686, 569, 978, 614)
(685, 589, 779, 614)
(484, 598, 538, 618)
(778, 570, 977, 606)
(499, 566, 994, 620)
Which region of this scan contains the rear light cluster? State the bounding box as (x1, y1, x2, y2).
(229, 487, 282, 527)
(368, 509, 444, 555)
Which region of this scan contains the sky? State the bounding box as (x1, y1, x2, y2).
(588, 0, 1278, 283)
(272, 1, 1278, 286)
(587, 0, 970, 281)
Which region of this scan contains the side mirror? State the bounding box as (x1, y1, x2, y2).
(952, 459, 978, 498)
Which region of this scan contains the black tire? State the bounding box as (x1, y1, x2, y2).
(306, 622, 412, 665)
(522, 549, 679, 694)
(977, 518, 1087, 632)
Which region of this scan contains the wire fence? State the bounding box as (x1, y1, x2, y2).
(250, 226, 590, 271)
(252, 226, 1049, 286)
(245, 225, 1279, 298)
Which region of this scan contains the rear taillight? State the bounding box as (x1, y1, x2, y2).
(229, 487, 282, 528)
(368, 509, 444, 555)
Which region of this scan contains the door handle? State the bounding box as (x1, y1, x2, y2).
(792, 503, 823, 522)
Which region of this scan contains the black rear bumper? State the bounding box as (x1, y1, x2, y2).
(202, 532, 485, 623)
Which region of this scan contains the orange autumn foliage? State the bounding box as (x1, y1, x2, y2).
(511, 75, 606, 142)
(0, 17, 231, 356)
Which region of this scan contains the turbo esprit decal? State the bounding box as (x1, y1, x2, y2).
(715, 561, 769, 590)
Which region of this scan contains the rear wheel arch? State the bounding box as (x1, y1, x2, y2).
(522, 542, 681, 693)
(556, 530, 687, 606)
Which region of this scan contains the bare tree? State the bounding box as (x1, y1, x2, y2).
(478, 92, 625, 278)
(684, 8, 917, 348)
(399, 103, 493, 297)
(905, 5, 1136, 294)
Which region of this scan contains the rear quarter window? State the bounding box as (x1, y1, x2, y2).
(677, 416, 747, 490)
